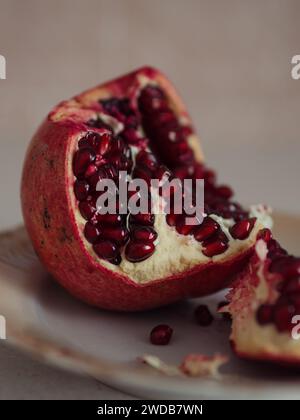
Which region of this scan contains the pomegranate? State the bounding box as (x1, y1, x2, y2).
(21, 67, 271, 311)
(222, 230, 300, 366)
(150, 324, 173, 345)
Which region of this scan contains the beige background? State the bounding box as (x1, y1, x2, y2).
(0, 0, 299, 399)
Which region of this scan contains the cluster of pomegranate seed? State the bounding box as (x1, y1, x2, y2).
(150, 324, 173, 345)
(74, 84, 257, 264)
(138, 86, 254, 255)
(256, 230, 300, 333)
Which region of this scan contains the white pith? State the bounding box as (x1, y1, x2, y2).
(228, 240, 300, 361)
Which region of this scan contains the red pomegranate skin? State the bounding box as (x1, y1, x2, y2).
(21, 67, 253, 311)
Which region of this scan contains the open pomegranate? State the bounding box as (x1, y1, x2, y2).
(222, 229, 300, 365)
(21, 67, 271, 311)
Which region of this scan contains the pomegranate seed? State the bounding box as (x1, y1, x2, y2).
(110, 137, 125, 154)
(193, 164, 205, 179)
(129, 213, 155, 226)
(103, 164, 118, 181)
(173, 167, 188, 179)
(96, 214, 124, 225)
(175, 218, 194, 236)
(230, 218, 256, 240)
(93, 240, 118, 260)
(166, 213, 178, 227)
(194, 305, 214, 326)
(85, 164, 98, 178)
(273, 303, 296, 332)
(135, 150, 158, 172)
(193, 217, 219, 242)
(74, 180, 89, 201)
(289, 292, 300, 309)
(97, 133, 111, 155)
(216, 185, 233, 199)
(282, 276, 300, 294)
(202, 236, 229, 257)
(269, 256, 300, 278)
(150, 324, 173, 345)
(102, 227, 129, 245)
(84, 222, 100, 244)
(257, 228, 273, 242)
(131, 226, 157, 242)
(204, 168, 216, 185)
(256, 304, 274, 325)
(79, 200, 96, 220)
(133, 166, 152, 186)
(73, 147, 95, 177)
(89, 169, 107, 191)
(121, 127, 141, 144)
(125, 241, 155, 262)
(139, 85, 167, 113)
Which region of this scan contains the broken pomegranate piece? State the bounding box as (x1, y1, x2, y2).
(21, 67, 272, 310)
(223, 230, 300, 365)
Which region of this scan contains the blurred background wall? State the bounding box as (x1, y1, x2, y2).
(0, 0, 299, 229)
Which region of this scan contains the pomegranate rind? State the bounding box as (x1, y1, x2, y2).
(21, 67, 263, 311)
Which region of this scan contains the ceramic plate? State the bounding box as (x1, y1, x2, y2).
(0, 212, 299, 399)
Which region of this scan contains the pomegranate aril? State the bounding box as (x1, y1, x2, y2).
(216, 185, 233, 199)
(282, 276, 300, 294)
(103, 164, 118, 181)
(85, 164, 98, 178)
(121, 127, 141, 144)
(267, 239, 288, 260)
(89, 169, 108, 191)
(139, 85, 167, 113)
(202, 235, 229, 257)
(84, 222, 100, 244)
(257, 228, 273, 242)
(97, 133, 111, 155)
(125, 241, 155, 262)
(93, 240, 118, 260)
(150, 324, 173, 345)
(273, 303, 296, 332)
(175, 218, 194, 236)
(270, 256, 300, 279)
(135, 150, 158, 172)
(193, 217, 219, 242)
(73, 147, 95, 177)
(74, 180, 89, 201)
(166, 213, 179, 227)
(131, 226, 157, 243)
(194, 305, 214, 326)
(204, 168, 216, 185)
(256, 304, 274, 325)
(129, 213, 155, 226)
(132, 166, 152, 186)
(109, 137, 125, 154)
(79, 200, 96, 220)
(230, 218, 256, 240)
(102, 227, 129, 245)
(96, 214, 124, 225)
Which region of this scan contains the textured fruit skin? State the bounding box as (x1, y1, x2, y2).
(21, 66, 253, 311)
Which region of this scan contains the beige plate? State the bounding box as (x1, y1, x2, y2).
(0, 212, 299, 399)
